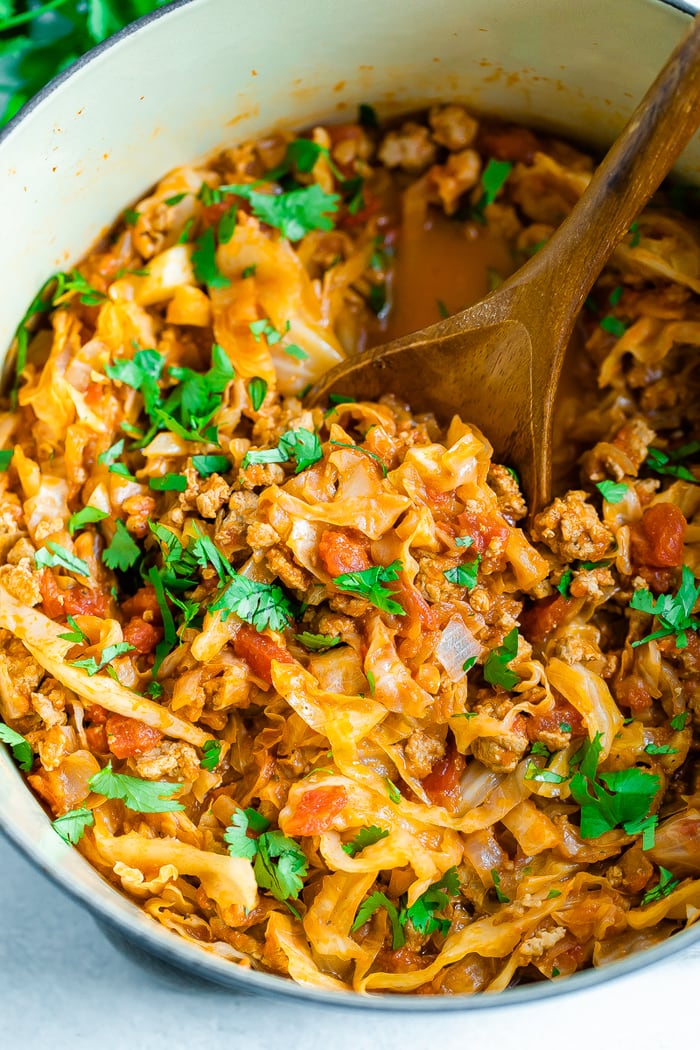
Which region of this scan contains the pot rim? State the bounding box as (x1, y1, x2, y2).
(1, 0, 699, 1011)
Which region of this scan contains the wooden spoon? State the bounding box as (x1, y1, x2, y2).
(309, 14, 700, 513)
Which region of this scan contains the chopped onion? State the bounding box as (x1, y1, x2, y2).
(435, 615, 481, 681)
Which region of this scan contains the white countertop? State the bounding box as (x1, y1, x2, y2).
(2, 831, 699, 1050)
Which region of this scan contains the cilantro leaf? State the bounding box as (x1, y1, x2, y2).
(645, 442, 699, 484)
(557, 568, 573, 598)
(103, 520, 141, 572)
(483, 627, 520, 690)
(640, 866, 679, 906)
(72, 642, 135, 677)
(600, 315, 628, 338)
(294, 631, 342, 651)
(58, 614, 89, 645)
(630, 566, 700, 649)
(35, 542, 90, 577)
(149, 474, 188, 492)
(192, 226, 231, 288)
(333, 560, 405, 616)
(384, 777, 401, 804)
(444, 555, 481, 590)
(596, 480, 629, 503)
(68, 505, 109, 535)
(569, 765, 659, 845)
(0, 450, 13, 470)
(670, 712, 688, 731)
(358, 103, 379, 128)
(52, 807, 94, 845)
(211, 574, 294, 631)
(199, 739, 222, 771)
(248, 376, 268, 411)
(0, 722, 33, 771)
(402, 867, 459, 936)
(243, 427, 322, 475)
(224, 809, 259, 861)
(472, 159, 512, 221)
(89, 762, 184, 813)
(524, 761, 566, 784)
(192, 455, 230, 477)
(352, 891, 405, 949)
(342, 825, 389, 857)
(220, 182, 339, 241)
(255, 830, 309, 903)
(644, 742, 678, 756)
(491, 869, 510, 903)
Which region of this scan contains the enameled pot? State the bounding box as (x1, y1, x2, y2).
(1, 0, 699, 1008)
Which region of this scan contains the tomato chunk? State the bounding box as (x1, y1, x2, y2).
(283, 785, 348, 836)
(421, 742, 465, 810)
(124, 617, 163, 654)
(630, 503, 686, 569)
(39, 570, 109, 619)
(121, 586, 161, 620)
(395, 575, 439, 630)
(318, 528, 371, 577)
(105, 714, 163, 759)
(520, 593, 573, 643)
(526, 696, 585, 740)
(233, 624, 295, 684)
(614, 674, 653, 714)
(456, 510, 510, 555)
(477, 123, 542, 163)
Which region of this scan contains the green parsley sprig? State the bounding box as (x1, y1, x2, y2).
(225, 808, 308, 907)
(333, 560, 405, 616)
(630, 565, 700, 650)
(89, 761, 184, 813)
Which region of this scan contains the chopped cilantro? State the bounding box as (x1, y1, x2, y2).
(547, 889, 562, 899)
(334, 560, 405, 616)
(437, 298, 450, 319)
(491, 869, 510, 903)
(164, 192, 188, 206)
(248, 376, 268, 411)
(242, 428, 323, 475)
(149, 474, 188, 492)
(35, 542, 90, 577)
(342, 826, 389, 857)
(670, 712, 688, 731)
(211, 574, 294, 632)
(609, 285, 624, 307)
(0, 722, 33, 771)
(242, 264, 257, 279)
(225, 809, 308, 904)
(524, 761, 566, 784)
(640, 866, 679, 905)
(72, 642, 135, 677)
(644, 742, 678, 756)
(67, 505, 109, 536)
(462, 657, 477, 673)
(0, 450, 13, 470)
(200, 739, 222, 771)
(352, 891, 404, 949)
(294, 632, 342, 651)
(645, 442, 699, 484)
(89, 762, 184, 813)
(478, 159, 512, 210)
(283, 343, 309, 361)
(58, 615, 89, 645)
(103, 520, 141, 572)
(483, 627, 520, 690)
(384, 777, 401, 804)
(596, 480, 629, 503)
(629, 222, 641, 248)
(630, 566, 700, 649)
(219, 182, 339, 242)
(600, 315, 628, 338)
(192, 455, 230, 477)
(51, 807, 95, 845)
(192, 226, 231, 288)
(455, 536, 474, 548)
(123, 207, 140, 226)
(217, 206, 238, 245)
(402, 867, 460, 937)
(557, 568, 573, 598)
(444, 556, 481, 590)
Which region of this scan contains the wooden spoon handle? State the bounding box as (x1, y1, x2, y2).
(512, 12, 700, 327)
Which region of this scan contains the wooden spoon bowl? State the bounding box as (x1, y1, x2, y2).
(310, 14, 700, 514)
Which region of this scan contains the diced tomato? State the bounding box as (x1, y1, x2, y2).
(520, 593, 573, 643)
(28, 750, 101, 815)
(124, 617, 163, 654)
(84, 703, 107, 725)
(233, 624, 295, 684)
(425, 484, 460, 519)
(456, 510, 510, 555)
(526, 696, 585, 740)
(85, 725, 108, 752)
(105, 714, 163, 759)
(421, 741, 465, 810)
(318, 528, 371, 577)
(614, 675, 653, 714)
(283, 785, 348, 836)
(121, 586, 161, 620)
(630, 503, 686, 569)
(477, 123, 541, 163)
(39, 570, 109, 619)
(395, 574, 439, 631)
(84, 381, 107, 407)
